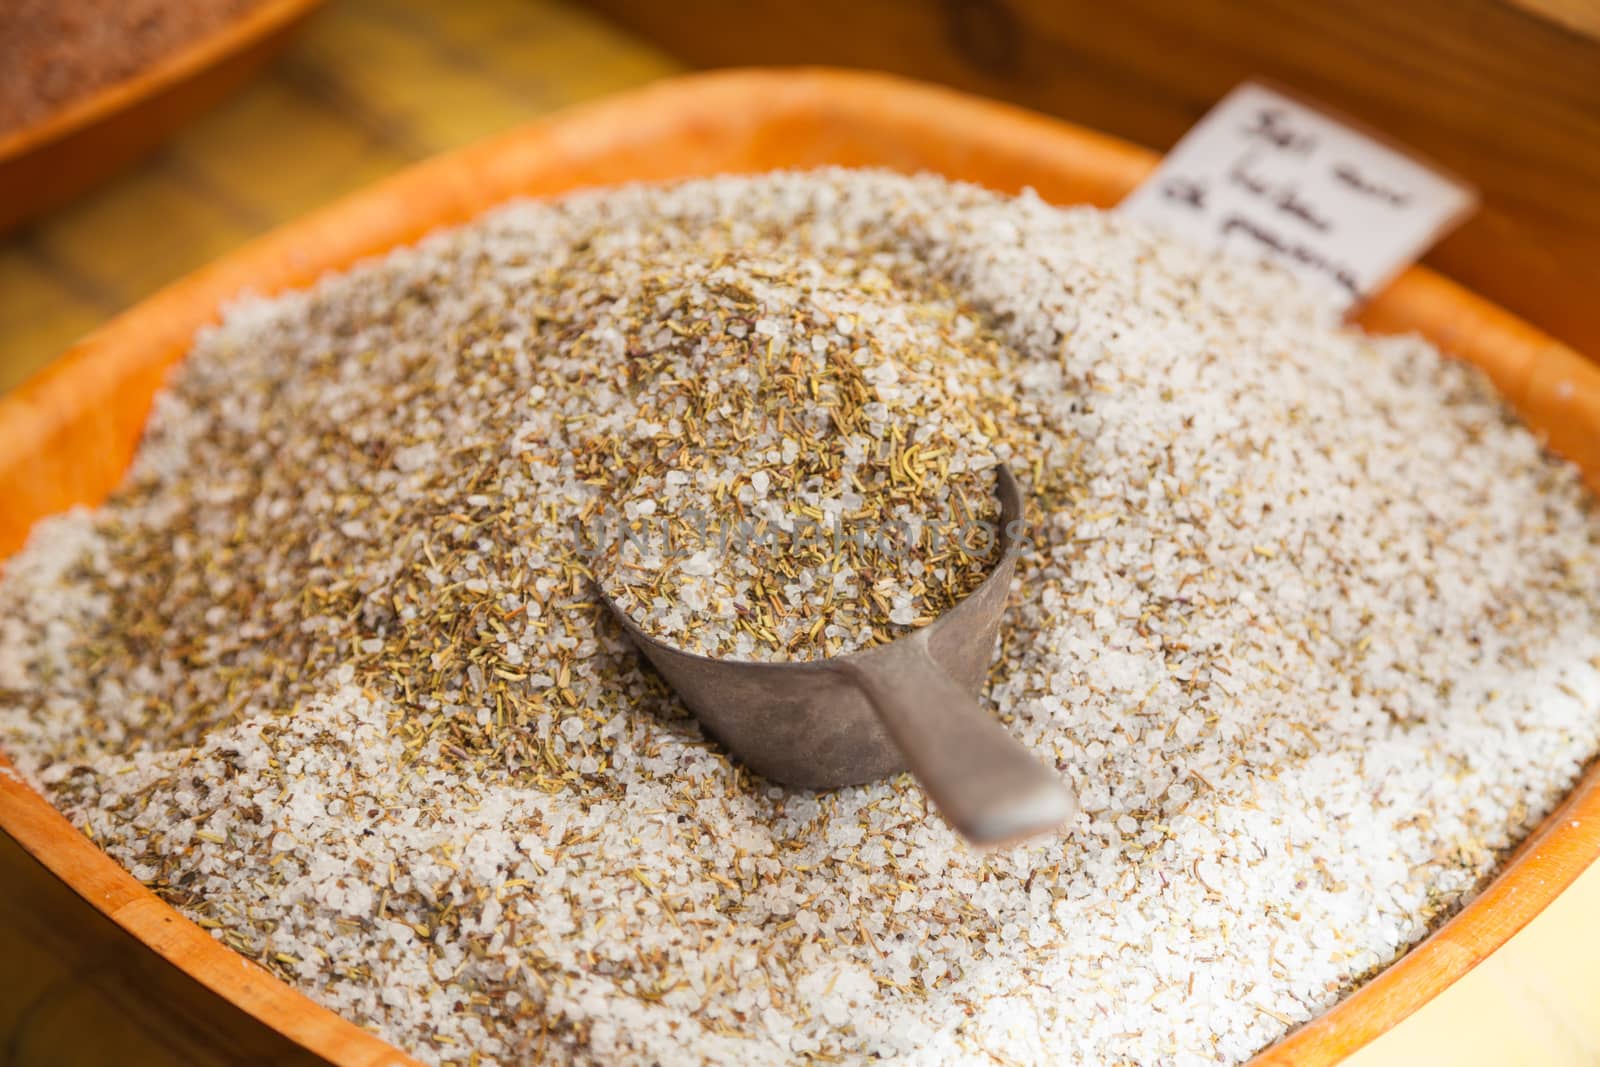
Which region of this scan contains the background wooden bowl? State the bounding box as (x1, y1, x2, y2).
(0, 0, 324, 236)
(1, 68, 1597, 1066)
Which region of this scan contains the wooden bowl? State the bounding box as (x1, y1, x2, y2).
(0, 0, 324, 235)
(2, 68, 1598, 1066)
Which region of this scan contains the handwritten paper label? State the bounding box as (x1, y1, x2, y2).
(1119, 82, 1476, 310)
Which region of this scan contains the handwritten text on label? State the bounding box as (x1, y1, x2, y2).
(1119, 82, 1476, 311)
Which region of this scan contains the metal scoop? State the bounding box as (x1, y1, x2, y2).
(596, 465, 1077, 847)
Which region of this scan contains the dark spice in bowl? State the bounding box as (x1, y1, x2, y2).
(0, 0, 265, 135)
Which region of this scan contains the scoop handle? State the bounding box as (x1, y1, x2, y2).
(838, 631, 1077, 847)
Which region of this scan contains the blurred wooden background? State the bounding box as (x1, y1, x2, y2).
(2, 0, 1599, 1064)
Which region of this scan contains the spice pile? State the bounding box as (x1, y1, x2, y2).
(0, 0, 264, 135)
(3, 171, 1599, 1066)
(589, 251, 1011, 660)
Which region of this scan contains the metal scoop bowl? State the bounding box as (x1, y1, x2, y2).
(598, 465, 1077, 848)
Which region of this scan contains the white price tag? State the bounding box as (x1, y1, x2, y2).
(1119, 81, 1477, 311)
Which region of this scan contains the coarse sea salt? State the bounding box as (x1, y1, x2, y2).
(590, 247, 1016, 661)
(1, 169, 1598, 1066)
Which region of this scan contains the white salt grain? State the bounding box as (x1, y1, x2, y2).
(0, 170, 1597, 1067)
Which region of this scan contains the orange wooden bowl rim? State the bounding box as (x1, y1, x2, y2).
(0, 0, 325, 166)
(1, 69, 1598, 1067)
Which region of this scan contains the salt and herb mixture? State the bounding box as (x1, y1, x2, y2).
(3, 171, 1599, 1066)
(590, 252, 1010, 660)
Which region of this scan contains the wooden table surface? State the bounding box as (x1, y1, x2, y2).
(1, 1, 1597, 1063)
